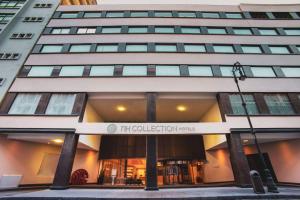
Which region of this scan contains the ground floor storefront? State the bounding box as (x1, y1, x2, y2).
(0, 132, 300, 189)
(0, 93, 300, 189)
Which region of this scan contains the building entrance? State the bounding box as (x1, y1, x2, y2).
(158, 160, 205, 185)
(99, 158, 206, 186)
(97, 135, 208, 186)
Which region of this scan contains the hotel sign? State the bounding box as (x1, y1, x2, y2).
(76, 122, 230, 135)
(106, 123, 197, 134)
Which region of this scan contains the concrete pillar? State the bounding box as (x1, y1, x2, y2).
(145, 93, 158, 190)
(226, 133, 251, 187)
(51, 133, 79, 190)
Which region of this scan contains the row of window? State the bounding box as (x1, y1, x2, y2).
(0, 1, 51, 9)
(23, 17, 43, 22)
(5, 93, 300, 116)
(36, 43, 300, 55)
(55, 11, 300, 20)
(0, 53, 20, 60)
(33, 3, 52, 8)
(10, 33, 33, 39)
(229, 94, 300, 115)
(0, 13, 14, 23)
(8, 93, 76, 115)
(47, 26, 300, 36)
(0, 1, 25, 8)
(21, 65, 300, 78)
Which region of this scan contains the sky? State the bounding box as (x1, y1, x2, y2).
(97, 0, 300, 4)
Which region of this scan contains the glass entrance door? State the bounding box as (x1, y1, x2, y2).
(158, 160, 203, 185)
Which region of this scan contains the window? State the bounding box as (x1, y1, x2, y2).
(202, 12, 220, 18)
(264, 94, 294, 114)
(213, 45, 234, 53)
(178, 12, 196, 18)
(8, 94, 41, 114)
(8, 1, 19, 7)
(154, 11, 172, 17)
(106, 12, 124, 18)
(207, 28, 226, 34)
(0, 78, 5, 86)
(225, 13, 243, 19)
(229, 94, 259, 115)
(269, 46, 290, 54)
(90, 66, 114, 76)
(46, 94, 76, 115)
(77, 28, 96, 34)
(258, 28, 278, 35)
(296, 46, 300, 52)
(273, 12, 292, 19)
(184, 44, 206, 52)
(59, 66, 84, 76)
(123, 65, 147, 76)
(23, 17, 43, 22)
(60, 12, 78, 18)
(84, 12, 101, 18)
(101, 27, 122, 33)
(232, 28, 252, 35)
(41, 45, 63, 53)
(284, 29, 300, 36)
(128, 27, 148, 33)
(241, 45, 262, 54)
(10, 33, 33, 39)
(51, 28, 70, 34)
(181, 27, 201, 34)
(220, 66, 234, 77)
(155, 44, 177, 52)
(34, 3, 52, 8)
(126, 44, 148, 52)
(28, 66, 53, 77)
(188, 66, 213, 76)
(0, 53, 20, 60)
(69, 45, 91, 52)
(0, 1, 25, 8)
(96, 44, 119, 52)
(251, 67, 276, 77)
(156, 65, 180, 76)
(249, 12, 268, 19)
(130, 11, 148, 17)
(281, 67, 300, 77)
(0, 14, 13, 23)
(155, 27, 175, 33)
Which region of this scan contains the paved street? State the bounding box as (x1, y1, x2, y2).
(1, 186, 300, 199)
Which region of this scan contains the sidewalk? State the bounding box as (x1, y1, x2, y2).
(1, 186, 300, 199)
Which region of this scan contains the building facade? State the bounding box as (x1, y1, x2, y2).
(0, 2, 300, 190)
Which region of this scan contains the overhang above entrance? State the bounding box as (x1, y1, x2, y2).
(87, 93, 217, 122)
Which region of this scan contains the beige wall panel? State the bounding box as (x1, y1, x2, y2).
(204, 148, 234, 183)
(48, 18, 300, 28)
(10, 78, 300, 93)
(24, 54, 300, 66)
(244, 139, 300, 183)
(38, 34, 300, 45)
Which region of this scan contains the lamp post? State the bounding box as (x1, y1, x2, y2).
(232, 62, 279, 193)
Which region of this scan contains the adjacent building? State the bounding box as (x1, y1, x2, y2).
(0, 0, 60, 103)
(0, 1, 300, 190)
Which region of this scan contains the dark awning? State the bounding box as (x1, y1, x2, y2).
(99, 135, 206, 161)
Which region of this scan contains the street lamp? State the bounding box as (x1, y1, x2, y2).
(232, 62, 279, 193)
